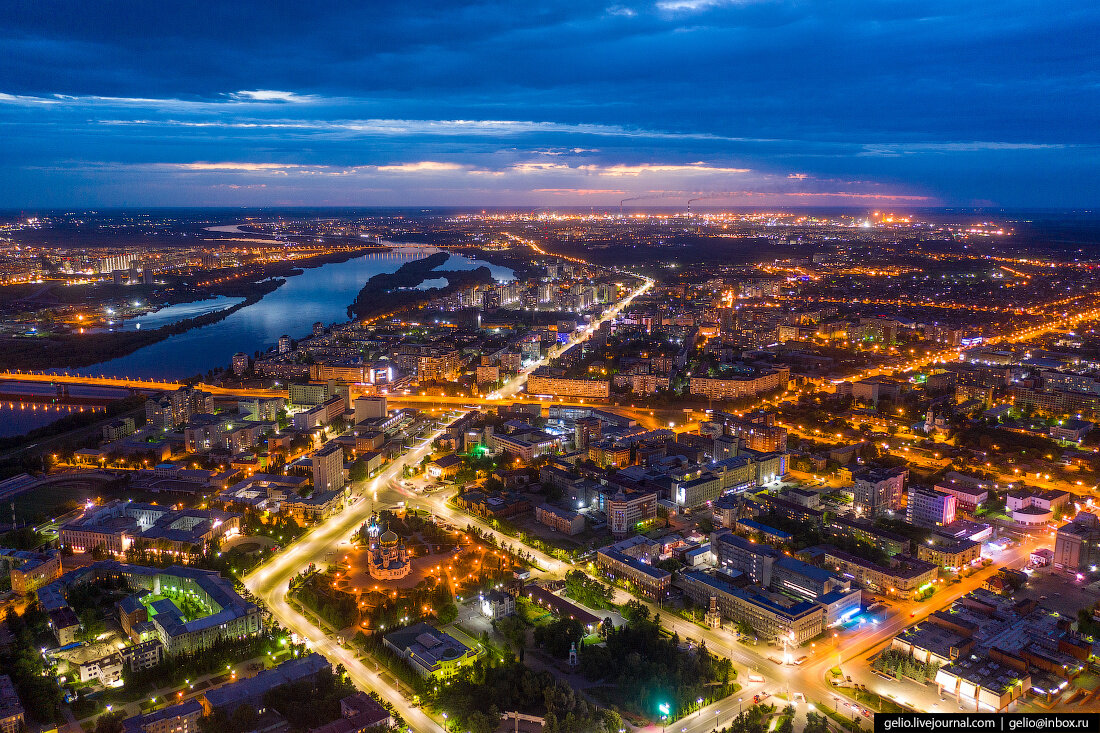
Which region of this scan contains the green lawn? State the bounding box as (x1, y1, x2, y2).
(12, 482, 99, 521)
(819, 704, 864, 731)
(13, 483, 168, 524)
(850, 687, 907, 714)
(516, 597, 552, 626)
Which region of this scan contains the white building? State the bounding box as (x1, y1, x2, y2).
(907, 487, 957, 528)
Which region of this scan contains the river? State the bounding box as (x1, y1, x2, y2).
(111, 296, 247, 331)
(0, 384, 131, 438)
(70, 247, 512, 381)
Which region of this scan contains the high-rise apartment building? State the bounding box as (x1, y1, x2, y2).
(906, 486, 956, 528)
(232, 352, 249, 377)
(1054, 512, 1100, 572)
(852, 466, 908, 515)
(312, 443, 345, 493)
(354, 396, 387, 423)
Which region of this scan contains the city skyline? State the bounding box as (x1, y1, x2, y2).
(3, 1, 1099, 208)
(2, 210, 1099, 731)
(2, 1, 1099, 731)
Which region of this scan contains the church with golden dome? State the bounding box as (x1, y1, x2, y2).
(366, 514, 411, 581)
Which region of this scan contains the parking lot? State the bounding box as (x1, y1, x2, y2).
(1019, 566, 1100, 616)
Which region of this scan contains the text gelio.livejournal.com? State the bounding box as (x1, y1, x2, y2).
(877, 714, 1097, 733)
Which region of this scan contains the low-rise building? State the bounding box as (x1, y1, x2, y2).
(678, 571, 824, 644)
(934, 476, 989, 513)
(935, 656, 1029, 712)
(103, 417, 137, 442)
(479, 590, 516, 619)
(382, 622, 477, 679)
(202, 654, 330, 715)
(535, 504, 585, 535)
(282, 488, 349, 525)
(917, 535, 983, 570)
(39, 562, 263, 657)
(0, 675, 24, 733)
(309, 693, 393, 733)
(817, 546, 938, 598)
(121, 639, 164, 672)
(0, 548, 61, 594)
(1006, 488, 1070, 527)
(1050, 419, 1094, 443)
(455, 490, 532, 519)
(893, 623, 974, 668)
(122, 699, 202, 733)
(78, 650, 125, 686)
(488, 430, 561, 461)
(47, 606, 81, 646)
(426, 454, 464, 480)
(60, 502, 240, 557)
(596, 536, 671, 599)
(521, 584, 600, 629)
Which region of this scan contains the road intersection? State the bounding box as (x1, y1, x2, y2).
(243, 274, 652, 731)
(241, 264, 1073, 731)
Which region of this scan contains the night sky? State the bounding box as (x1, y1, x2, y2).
(2, 1, 1097, 208)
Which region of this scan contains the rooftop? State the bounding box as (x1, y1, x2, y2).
(383, 622, 473, 673)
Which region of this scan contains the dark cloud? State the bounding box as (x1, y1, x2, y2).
(0, 0, 1097, 206)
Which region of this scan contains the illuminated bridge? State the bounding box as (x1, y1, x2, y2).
(0, 371, 660, 420)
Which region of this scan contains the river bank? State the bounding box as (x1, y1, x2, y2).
(0, 245, 396, 372)
(0, 278, 286, 371)
(66, 249, 450, 380)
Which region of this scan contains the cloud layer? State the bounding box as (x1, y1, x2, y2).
(0, 0, 1097, 207)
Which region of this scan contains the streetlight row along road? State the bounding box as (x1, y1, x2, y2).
(243, 269, 653, 732)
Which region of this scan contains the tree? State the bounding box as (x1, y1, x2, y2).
(533, 617, 584, 658)
(602, 709, 623, 733)
(563, 570, 613, 609)
(805, 712, 830, 733)
(436, 601, 458, 625)
(497, 615, 528, 651)
(348, 459, 369, 482)
(776, 706, 795, 733)
(79, 608, 104, 642)
(94, 711, 126, 733)
(468, 710, 495, 733)
(230, 704, 258, 731)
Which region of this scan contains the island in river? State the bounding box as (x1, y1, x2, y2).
(347, 251, 497, 321)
